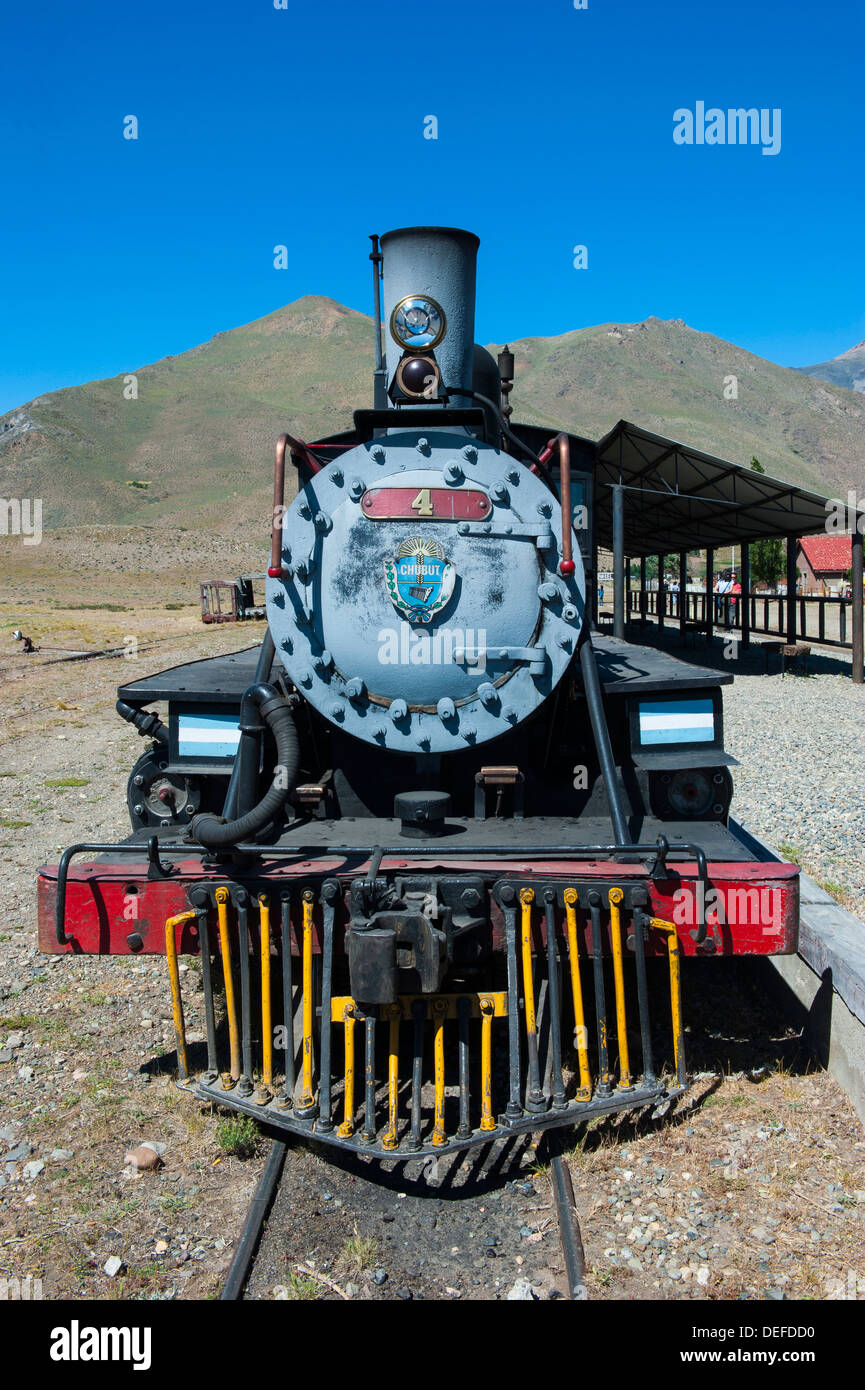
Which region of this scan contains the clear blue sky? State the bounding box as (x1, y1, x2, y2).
(1, 0, 862, 413)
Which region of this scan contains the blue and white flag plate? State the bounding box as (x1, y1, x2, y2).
(638, 698, 715, 746)
(177, 712, 241, 759)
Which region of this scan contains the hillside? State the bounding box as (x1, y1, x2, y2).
(798, 340, 865, 395)
(498, 318, 865, 499)
(0, 297, 371, 531)
(3, 300, 865, 533)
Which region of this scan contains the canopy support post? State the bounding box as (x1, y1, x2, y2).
(740, 544, 750, 649)
(786, 537, 798, 646)
(612, 483, 625, 641)
(705, 548, 714, 645)
(853, 528, 863, 684)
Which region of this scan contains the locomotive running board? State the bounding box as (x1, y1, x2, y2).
(164, 879, 689, 1160)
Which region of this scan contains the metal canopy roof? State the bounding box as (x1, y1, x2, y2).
(591, 419, 854, 557)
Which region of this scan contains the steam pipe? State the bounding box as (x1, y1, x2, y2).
(269, 433, 325, 578)
(545, 434, 575, 578)
(268, 435, 288, 576)
(369, 234, 387, 410)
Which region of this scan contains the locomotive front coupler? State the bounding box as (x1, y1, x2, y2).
(346, 871, 489, 1005)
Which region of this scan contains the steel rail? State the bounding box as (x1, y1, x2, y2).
(546, 1133, 588, 1302)
(220, 1137, 288, 1301)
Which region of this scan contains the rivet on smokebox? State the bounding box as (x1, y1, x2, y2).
(124, 1141, 165, 1172)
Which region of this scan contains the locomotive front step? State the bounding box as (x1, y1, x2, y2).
(164, 878, 690, 1158)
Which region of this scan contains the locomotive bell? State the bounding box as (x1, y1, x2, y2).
(381, 226, 479, 409)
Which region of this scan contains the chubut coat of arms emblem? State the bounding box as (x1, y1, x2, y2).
(383, 537, 456, 625)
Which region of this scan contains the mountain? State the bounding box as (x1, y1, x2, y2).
(797, 340, 865, 395)
(3, 300, 865, 532)
(0, 297, 371, 531)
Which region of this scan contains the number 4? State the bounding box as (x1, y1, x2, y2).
(411, 488, 433, 517)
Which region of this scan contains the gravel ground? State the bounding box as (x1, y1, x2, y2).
(725, 661, 865, 916)
(243, 962, 865, 1303)
(627, 628, 865, 917)
(0, 533, 862, 1301)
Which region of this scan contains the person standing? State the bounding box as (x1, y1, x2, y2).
(714, 570, 730, 623)
(729, 572, 741, 629)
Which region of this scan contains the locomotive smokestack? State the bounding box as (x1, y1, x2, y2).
(380, 226, 480, 410)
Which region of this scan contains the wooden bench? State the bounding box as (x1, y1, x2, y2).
(759, 641, 811, 675)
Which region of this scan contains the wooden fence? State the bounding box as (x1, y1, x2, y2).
(624, 589, 854, 650)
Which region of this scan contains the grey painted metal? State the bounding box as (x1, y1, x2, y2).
(267, 430, 585, 753)
(678, 551, 687, 641)
(612, 482, 625, 640)
(380, 227, 479, 409)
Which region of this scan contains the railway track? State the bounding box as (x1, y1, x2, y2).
(221, 1127, 587, 1302)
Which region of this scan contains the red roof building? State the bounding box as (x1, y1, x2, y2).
(798, 535, 852, 592)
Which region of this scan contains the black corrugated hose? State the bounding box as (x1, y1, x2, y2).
(191, 682, 299, 849)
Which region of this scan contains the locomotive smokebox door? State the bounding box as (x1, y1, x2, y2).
(268, 438, 585, 754)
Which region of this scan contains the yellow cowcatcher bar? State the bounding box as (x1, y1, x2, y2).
(215, 887, 241, 1082)
(563, 888, 591, 1099)
(608, 888, 632, 1090)
(258, 894, 273, 1091)
(297, 889, 316, 1111)
(337, 1002, 356, 1137)
(431, 997, 449, 1146)
(381, 1003, 401, 1151)
(479, 997, 496, 1132)
(165, 910, 196, 1080)
(519, 887, 537, 1035)
(651, 916, 686, 1085)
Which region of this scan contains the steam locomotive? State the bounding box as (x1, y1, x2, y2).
(38, 228, 799, 1158)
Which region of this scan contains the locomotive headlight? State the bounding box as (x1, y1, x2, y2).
(396, 354, 440, 398)
(665, 770, 713, 817)
(390, 295, 446, 350)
